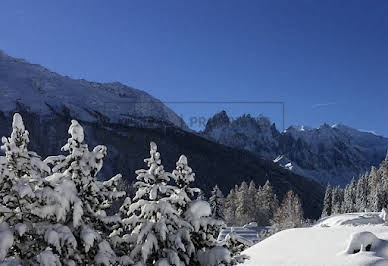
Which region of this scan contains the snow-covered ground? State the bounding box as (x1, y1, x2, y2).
(242, 212, 388, 266)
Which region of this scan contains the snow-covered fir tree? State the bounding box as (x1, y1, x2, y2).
(342, 178, 357, 213)
(35, 119, 126, 265)
(368, 166, 385, 212)
(0, 113, 51, 264)
(0, 115, 126, 265)
(209, 185, 225, 220)
(356, 174, 369, 212)
(224, 186, 238, 225)
(117, 143, 229, 266)
(118, 142, 194, 265)
(234, 182, 250, 226)
(331, 186, 344, 215)
(321, 184, 333, 217)
(184, 200, 229, 266)
(378, 153, 388, 209)
(171, 153, 228, 265)
(246, 181, 258, 223)
(256, 181, 278, 226)
(173, 158, 227, 265)
(171, 154, 229, 266)
(272, 190, 304, 231)
(378, 151, 388, 179)
(171, 155, 201, 215)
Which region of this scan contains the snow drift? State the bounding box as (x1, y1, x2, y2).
(242, 212, 388, 266)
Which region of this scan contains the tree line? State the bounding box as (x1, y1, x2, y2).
(209, 179, 306, 231)
(322, 153, 388, 217)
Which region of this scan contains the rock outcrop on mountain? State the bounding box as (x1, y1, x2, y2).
(203, 111, 388, 186)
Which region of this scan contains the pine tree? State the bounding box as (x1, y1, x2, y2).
(368, 166, 385, 212)
(256, 181, 279, 226)
(321, 184, 333, 217)
(119, 142, 193, 265)
(171, 155, 201, 215)
(171, 154, 205, 264)
(342, 178, 357, 213)
(224, 186, 238, 226)
(331, 186, 344, 214)
(378, 151, 388, 179)
(172, 157, 226, 265)
(0, 116, 125, 265)
(184, 199, 229, 265)
(378, 153, 388, 209)
(272, 190, 304, 231)
(356, 174, 369, 212)
(234, 182, 250, 225)
(34, 119, 125, 265)
(209, 185, 225, 220)
(246, 181, 258, 222)
(0, 113, 51, 264)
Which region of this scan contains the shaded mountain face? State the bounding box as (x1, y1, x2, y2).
(0, 51, 324, 219)
(203, 111, 388, 186)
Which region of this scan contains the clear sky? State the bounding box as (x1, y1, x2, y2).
(1, 0, 387, 135)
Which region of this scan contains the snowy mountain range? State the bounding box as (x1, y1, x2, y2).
(0, 50, 324, 219)
(0, 50, 186, 129)
(202, 111, 388, 186)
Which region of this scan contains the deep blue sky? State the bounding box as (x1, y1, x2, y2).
(1, 0, 387, 135)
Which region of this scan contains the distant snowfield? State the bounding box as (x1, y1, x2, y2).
(242, 213, 388, 266)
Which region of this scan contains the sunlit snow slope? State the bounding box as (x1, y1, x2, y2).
(0, 50, 186, 128)
(242, 213, 388, 266)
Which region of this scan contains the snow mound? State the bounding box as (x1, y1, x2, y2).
(344, 231, 381, 254)
(242, 213, 388, 266)
(315, 213, 384, 227)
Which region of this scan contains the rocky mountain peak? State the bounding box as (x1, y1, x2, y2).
(203, 110, 230, 133)
(203, 112, 388, 186)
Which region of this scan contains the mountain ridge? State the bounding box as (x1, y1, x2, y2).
(202, 110, 388, 186)
(0, 49, 187, 129)
(0, 50, 325, 219)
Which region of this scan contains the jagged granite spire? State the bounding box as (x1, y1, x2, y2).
(203, 110, 230, 134)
